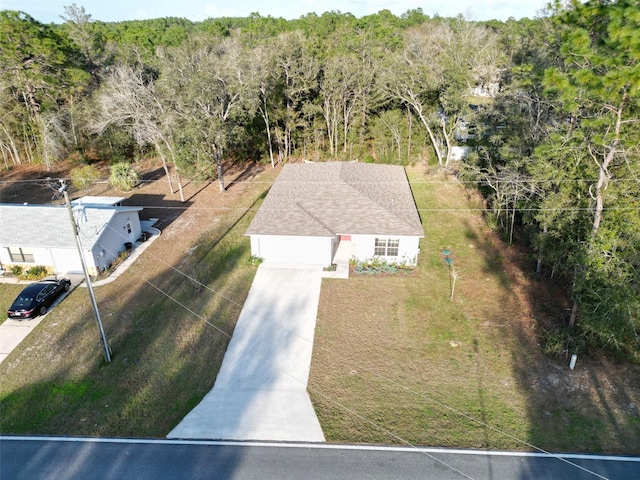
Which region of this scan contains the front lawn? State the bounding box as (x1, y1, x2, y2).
(309, 166, 640, 454)
(0, 163, 275, 437)
(1, 162, 638, 454)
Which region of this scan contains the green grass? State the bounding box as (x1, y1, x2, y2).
(0, 169, 274, 437)
(0, 284, 24, 325)
(2, 164, 638, 454)
(309, 167, 640, 454)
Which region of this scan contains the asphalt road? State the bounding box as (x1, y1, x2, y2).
(2, 437, 639, 480)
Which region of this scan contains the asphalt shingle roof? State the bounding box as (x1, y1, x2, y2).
(0, 204, 117, 249)
(246, 162, 424, 237)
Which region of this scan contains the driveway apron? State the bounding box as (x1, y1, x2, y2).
(168, 264, 325, 442)
(0, 274, 84, 365)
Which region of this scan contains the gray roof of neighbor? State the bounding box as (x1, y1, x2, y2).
(0, 203, 140, 250)
(246, 162, 424, 237)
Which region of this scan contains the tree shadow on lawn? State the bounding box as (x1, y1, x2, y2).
(0, 179, 271, 445)
(404, 185, 639, 455)
(461, 220, 515, 290)
(0, 234, 252, 439)
(0, 163, 73, 205)
(466, 220, 640, 455)
(155, 161, 267, 202)
(225, 162, 266, 190)
(124, 193, 192, 231)
(194, 188, 269, 265)
(400, 169, 640, 455)
(139, 166, 167, 182)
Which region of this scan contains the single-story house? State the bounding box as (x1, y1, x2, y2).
(0, 196, 143, 275)
(245, 162, 424, 266)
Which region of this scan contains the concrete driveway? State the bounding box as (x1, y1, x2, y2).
(0, 230, 158, 365)
(168, 264, 325, 442)
(0, 274, 84, 365)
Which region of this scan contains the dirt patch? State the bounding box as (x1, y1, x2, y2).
(2, 162, 638, 452)
(1, 159, 268, 280)
(310, 168, 640, 454)
(0, 158, 277, 437)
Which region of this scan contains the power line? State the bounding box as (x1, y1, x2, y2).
(94, 216, 609, 479)
(60, 179, 111, 363)
(95, 230, 481, 478)
(6, 172, 627, 476)
(2, 197, 639, 214)
(2, 177, 638, 185)
(143, 280, 233, 339)
(26, 204, 640, 213)
(314, 357, 609, 479)
(307, 385, 477, 480)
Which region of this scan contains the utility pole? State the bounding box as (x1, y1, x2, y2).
(60, 179, 111, 363)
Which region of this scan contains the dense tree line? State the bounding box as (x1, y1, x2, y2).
(0, 1, 638, 359)
(1, 6, 492, 172)
(465, 0, 639, 359)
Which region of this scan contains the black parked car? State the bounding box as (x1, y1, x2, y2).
(7, 277, 72, 319)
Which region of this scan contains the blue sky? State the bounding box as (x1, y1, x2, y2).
(2, 0, 549, 24)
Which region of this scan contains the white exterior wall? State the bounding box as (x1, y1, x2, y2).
(0, 246, 98, 275)
(0, 211, 141, 275)
(0, 247, 55, 271)
(94, 211, 141, 272)
(50, 247, 101, 275)
(349, 234, 421, 266)
(47, 247, 95, 274)
(102, 211, 142, 246)
(250, 235, 334, 265)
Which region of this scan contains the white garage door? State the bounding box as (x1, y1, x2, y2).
(250, 235, 332, 265)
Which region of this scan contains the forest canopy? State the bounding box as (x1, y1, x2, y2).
(1, 1, 638, 359)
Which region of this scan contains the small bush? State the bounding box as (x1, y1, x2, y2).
(70, 164, 101, 190)
(248, 255, 263, 266)
(109, 162, 140, 191)
(10, 265, 23, 277)
(8, 265, 51, 280)
(541, 325, 586, 358)
(96, 249, 131, 280)
(24, 265, 50, 280)
(351, 257, 414, 275)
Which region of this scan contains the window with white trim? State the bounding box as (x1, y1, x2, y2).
(8, 247, 35, 263)
(374, 238, 399, 257)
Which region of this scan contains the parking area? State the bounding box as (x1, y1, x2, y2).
(0, 229, 158, 365)
(0, 274, 84, 365)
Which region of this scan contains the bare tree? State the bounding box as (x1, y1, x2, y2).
(91, 64, 182, 199)
(252, 43, 280, 167)
(40, 112, 70, 170)
(257, 61, 276, 167)
(273, 32, 319, 161)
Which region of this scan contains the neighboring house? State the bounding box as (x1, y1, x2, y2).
(470, 82, 500, 98)
(245, 162, 424, 266)
(0, 197, 143, 275)
(450, 146, 471, 161)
